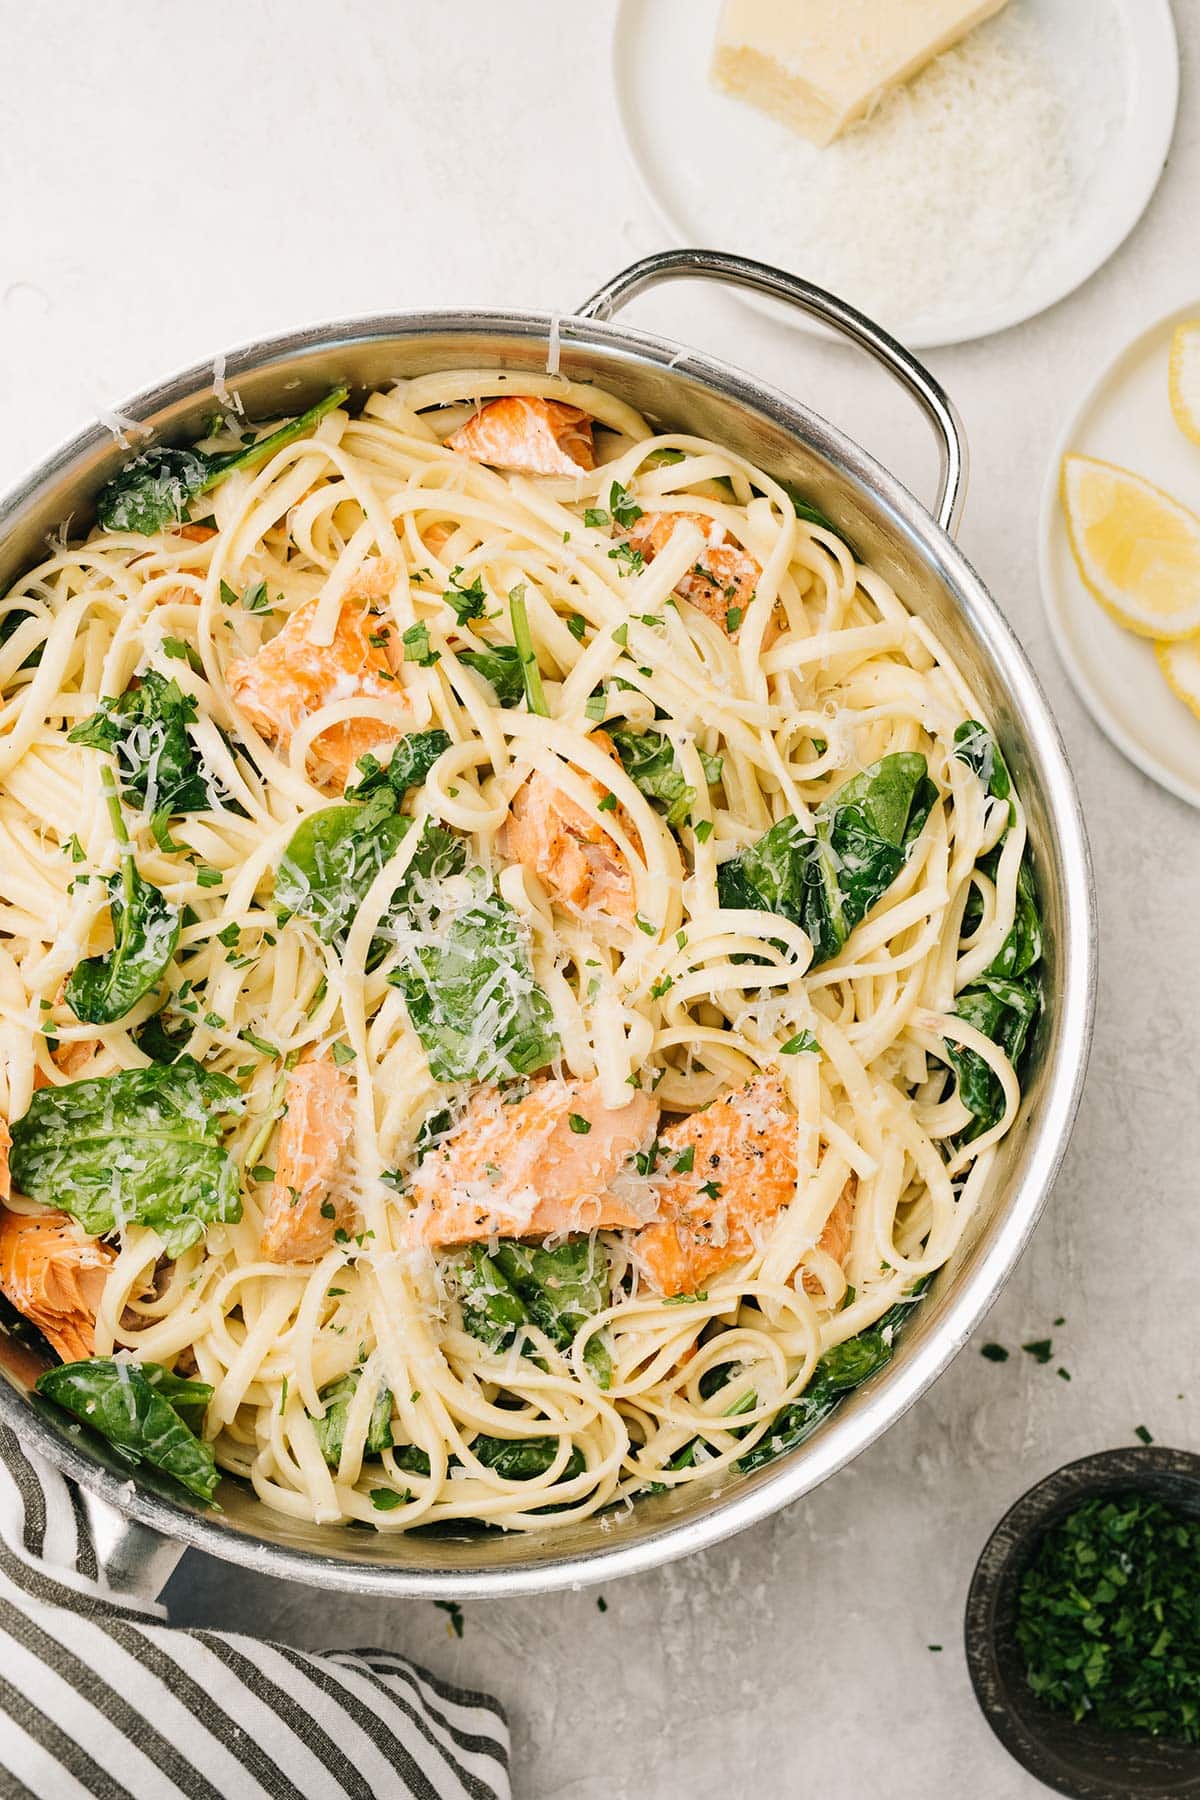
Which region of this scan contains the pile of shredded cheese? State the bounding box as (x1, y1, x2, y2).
(688, 0, 1123, 335)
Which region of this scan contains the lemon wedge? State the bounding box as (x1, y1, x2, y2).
(1155, 635, 1200, 721)
(1060, 454, 1200, 639)
(1169, 320, 1200, 446)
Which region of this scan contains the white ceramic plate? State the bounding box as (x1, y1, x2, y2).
(1039, 300, 1200, 810)
(613, 0, 1178, 349)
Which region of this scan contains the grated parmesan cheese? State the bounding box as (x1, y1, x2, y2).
(689, 0, 1122, 335)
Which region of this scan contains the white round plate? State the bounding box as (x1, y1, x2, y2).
(613, 0, 1178, 350)
(1039, 300, 1200, 811)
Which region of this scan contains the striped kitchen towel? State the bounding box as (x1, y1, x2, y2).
(0, 1425, 510, 1800)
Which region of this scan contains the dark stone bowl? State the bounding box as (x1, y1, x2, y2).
(965, 1446, 1200, 1798)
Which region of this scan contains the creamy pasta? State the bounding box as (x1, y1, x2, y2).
(0, 368, 1042, 1532)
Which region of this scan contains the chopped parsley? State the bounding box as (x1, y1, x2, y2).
(240, 580, 271, 614)
(402, 622, 440, 666)
(608, 542, 644, 576)
(608, 480, 643, 529)
(980, 1343, 1010, 1363)
(567, 1114, 592, 1135)
(444, 567, 487, 624)
(779, 1030, 819, 1055)
(1016, 1493, 1200, 1742)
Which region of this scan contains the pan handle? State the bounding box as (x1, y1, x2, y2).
(576, 248, 968, 538)
(77, 1485, 186, 1601)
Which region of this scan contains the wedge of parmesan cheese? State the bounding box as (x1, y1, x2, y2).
(711, 0, 1011, 147)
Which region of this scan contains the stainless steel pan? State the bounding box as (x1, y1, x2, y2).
(0, 251, 1096, 1598)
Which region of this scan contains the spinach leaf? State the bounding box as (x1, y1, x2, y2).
(395, 819, 470, 892)
(142, 1364, 212, 1433)
(36, 1358, 218, 1502)
(275, 791, 411, 947)
(818, 753, 936, 953)
(0, 605, 43, 670)
(718, 753, 935, 964)
(95, 386, 349, 535)
(380, 1430, 585, 1502)
(954, 718, 1019, 857)
(460, 1237, 613, 1388)
(311, 1373, 394, 1467)
(9, 1057, 243, 1257)
(988, 855, 1042, 981)
(65, 852, 181, 1025)
(945, 971, 1041, 1139)
(458, 644, 525, 707)
(736, 1282, 930, 1476)
(276, 793, 468, 976)
(343, 729, 451, 803)
(471, 1433, 586, 1483)
(778, 481, 858, 558)
(610, 726, 721, 829)
(388, 884, 558, 1083)
(945, 721, 1044, 1139)
(134, 1009, 193, 1064)
(394, 1442, 433, 1478)
(69, 673, 213, 818)
(953, 719, 1012, 816)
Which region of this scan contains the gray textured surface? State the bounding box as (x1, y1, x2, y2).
(2, 3, 1198, 1795)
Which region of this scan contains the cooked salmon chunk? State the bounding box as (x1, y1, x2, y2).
(227, 576, 403, 787)
(261, 1058, 357, 1262)
(0, 1207, 115, 1362)
(628, 510, 760, 632)
(411, 1079, 658, 1245)
(445, 398, 596, 477)
(633, 1077, 799, 1296)
(505, 733, 640, 925)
